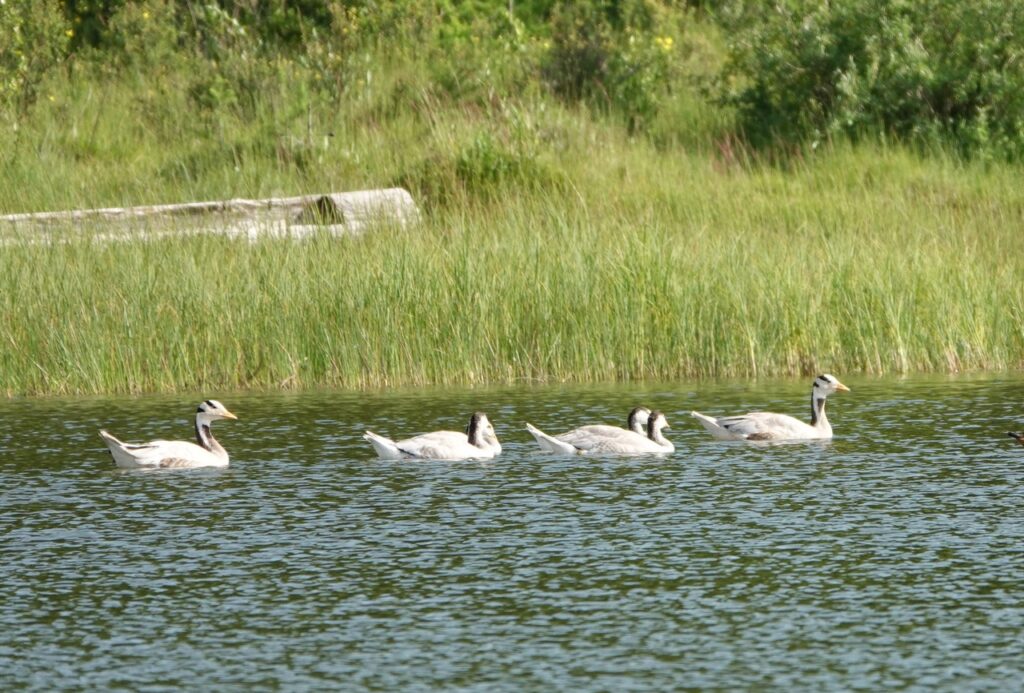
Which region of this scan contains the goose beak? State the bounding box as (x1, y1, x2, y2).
(221, 410, 239, 420)
(835, 383, 851, 392)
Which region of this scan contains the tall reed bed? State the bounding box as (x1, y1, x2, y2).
(2, 142, 1022, 396)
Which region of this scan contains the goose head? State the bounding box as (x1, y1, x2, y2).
(627, 406, 652, 434)
(466, 412, 498, 448)
(646, 410, 670, 439)
(196, 399, 238, 424)
(813, 374, 850, 399)
(809, 374, 849, 427)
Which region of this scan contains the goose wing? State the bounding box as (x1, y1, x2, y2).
(527, 424, 666, 455)
(584, 431, 673, 454)
(558, 424, 635, 446)
(709, 412, 818, 440)
(396, 431, 494, 460)
(100, 431, 224, 469)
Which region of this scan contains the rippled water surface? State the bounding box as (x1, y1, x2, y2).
(2, 375, 1024, 690)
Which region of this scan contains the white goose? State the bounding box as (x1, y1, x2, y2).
(100, 399, 238, 469)
(526, 410, 674, 455)
(363, 411, 501, 460)
(691, 374, 850, 441)
(525, 406, 651, 454)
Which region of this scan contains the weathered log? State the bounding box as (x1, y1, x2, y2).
(0, 188, 419, 239)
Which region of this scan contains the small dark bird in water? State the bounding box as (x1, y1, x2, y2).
(1008, 432, 1024, 447)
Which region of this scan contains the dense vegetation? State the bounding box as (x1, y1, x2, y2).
(1, 1, 1022, 395)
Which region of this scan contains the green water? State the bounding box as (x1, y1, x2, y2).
(2, 375, 1023, 689)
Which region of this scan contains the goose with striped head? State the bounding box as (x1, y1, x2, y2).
(363, 412, 501, 460)
(527, 410, 674, 455)
(525, 406, 651, 454)
(691, 374, 850, 441)
(99, 399, 238, 469)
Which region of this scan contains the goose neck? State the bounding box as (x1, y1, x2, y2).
(195, 417, 228, 460)
(646, 418, 673, 450)
(810, 394, 829, 430)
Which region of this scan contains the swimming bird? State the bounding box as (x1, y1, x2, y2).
(1008, 432, 1024, 447)
(99, 399, 238, 469)
(526, 410, 674, 455)
(691, 374, 850, 441)
(525, 406, 651, 454)
(363, 411, 501, 460)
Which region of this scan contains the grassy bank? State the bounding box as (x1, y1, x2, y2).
(2, 137, 1023, 396)
(1, 5, 1022, 395)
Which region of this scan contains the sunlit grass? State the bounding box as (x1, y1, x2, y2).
(1, 24, 1022, 396)
(2, 137, 1023, 396)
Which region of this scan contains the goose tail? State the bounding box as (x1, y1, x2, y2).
(363, 430, 404, 459)
(690, 411, 735, 440)
(99, 429, 143, 468)
(99, 429, 125, 448)
(525, 423, 579, 455)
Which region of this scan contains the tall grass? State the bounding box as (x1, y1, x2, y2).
(0, 10, 1022, 396)
(2, 137, 1022, 396)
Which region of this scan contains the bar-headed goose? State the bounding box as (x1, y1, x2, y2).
(363, 411, 501, 460)
(100, 399, 238, 469)
(691, 374, 850, 441)
(1008, 432, 1024, 447)
(525, 406, 651, 454)
(526, 410, 674, 455)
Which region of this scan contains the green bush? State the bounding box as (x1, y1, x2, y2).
(103, 0, 184, 71)
(718, 0, 1024, 158)
(397, 128, 565, 209)
(542, 1, 676, 131)
(0, 0, 69, 118)
(63, 0, 126, 49)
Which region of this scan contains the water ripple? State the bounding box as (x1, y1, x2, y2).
(1, 375, 1023, 689)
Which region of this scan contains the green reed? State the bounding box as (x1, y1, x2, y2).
(2, 137, 1022, 396)
(0, 26, 1022, 396)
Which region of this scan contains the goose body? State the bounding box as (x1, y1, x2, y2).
(526, 410, 674, 455)
(364, 412, 501, 460)
(691, 374, 849, 441)
(526, 406, 651, 454)
(100, 400, 238, 469)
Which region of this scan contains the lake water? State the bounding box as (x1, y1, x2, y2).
(2, 375, 1023, 690)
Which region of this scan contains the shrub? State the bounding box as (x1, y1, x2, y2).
(397, 129, 564, 209)
(104, 0, 184, 72)
(542, 1, 675, 132)
(718, 0, 1024, 158)
(0, 0, 69, 118)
